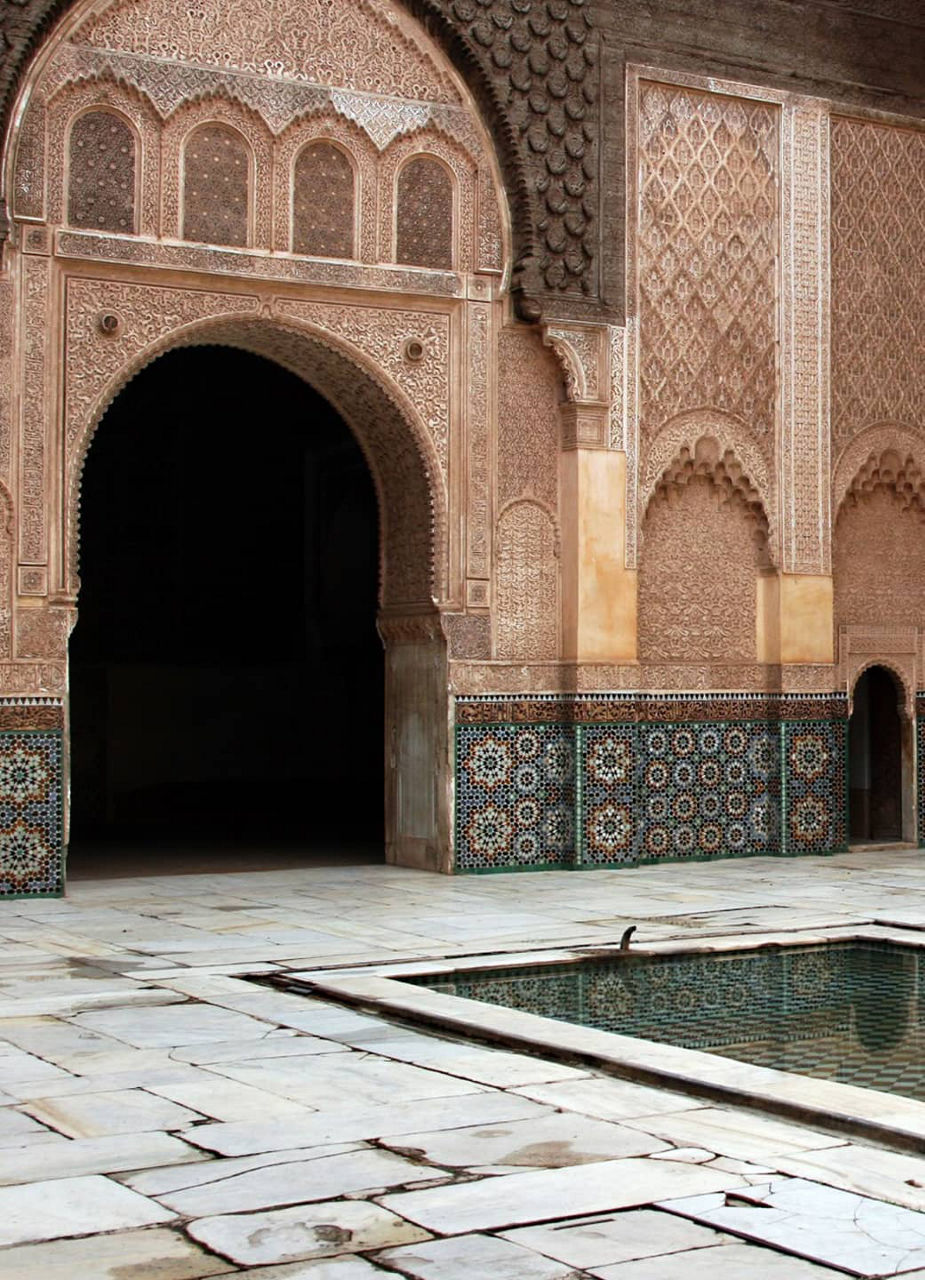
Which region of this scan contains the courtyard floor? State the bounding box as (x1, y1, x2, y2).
(1, 849, 925, 1277)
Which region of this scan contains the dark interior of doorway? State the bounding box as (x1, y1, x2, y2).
(849, 665, 903, 844)
(68, 345, 383, 877)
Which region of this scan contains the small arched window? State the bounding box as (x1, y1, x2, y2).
(396, 156, 453, 270)
(183, 124, 250, 247)
(68, 110, 136, 233)
(292, 142, 355, 259)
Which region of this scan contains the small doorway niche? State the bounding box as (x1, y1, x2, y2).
(849, 665, 912, 844)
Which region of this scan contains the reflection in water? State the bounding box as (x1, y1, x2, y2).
(412, 942, 925, 1102)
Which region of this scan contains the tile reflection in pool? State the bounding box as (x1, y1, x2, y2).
(409, 943, 925, 1102)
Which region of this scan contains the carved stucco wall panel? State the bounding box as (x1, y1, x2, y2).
(496, 325, 561, 513)
(633, 80, 778, 461)
(160, 98, 273, 246)
(781, 103, 830, 575)
(276, 298, 451, 473)
(75, 0, 462, 104)
(494, 499, 559, 662)
(831, 117, 925, 451)
(0, 281, 13, 483)
(46, 80, 160, 235)
(639, 475, 765, 664)
(13, 96, 46, 220)
(379, 131, 475, 271)
(465, 300, 491, 584)
(833, 425, 925, 517)
(20, 254, 50, 567)
(273, 116, 376, 257)
(834, 487, 925, 636)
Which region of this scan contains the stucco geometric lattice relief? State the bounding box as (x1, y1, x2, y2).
(494, 500, 559, 662)
(637, 83, 778, 453)
(831, 118, 925, 448)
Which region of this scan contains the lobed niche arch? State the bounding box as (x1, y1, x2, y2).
(67, 314, 452, 872)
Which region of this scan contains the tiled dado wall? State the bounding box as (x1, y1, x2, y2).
(455, 693, 849, 873)
(0, 700, 65, 897)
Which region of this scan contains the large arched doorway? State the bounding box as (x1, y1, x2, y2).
(68, 345, 383, 874)
(849, 665, 910, 845)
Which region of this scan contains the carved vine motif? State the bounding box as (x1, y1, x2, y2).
(639, 474, 765, 664)
(636, 83, 778, 454)
(494, 499, 559, 661)
(831, 118, 925, 450)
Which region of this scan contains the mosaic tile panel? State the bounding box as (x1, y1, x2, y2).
(634, 720, 781, 864)
(455, 722, 576, 872)
(580, 724, 636, 866)
(0, 730, 64, 897)
(455, 694, 849, 873)
(783, 720, 848, 856)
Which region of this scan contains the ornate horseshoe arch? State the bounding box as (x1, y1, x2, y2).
(64, 309, 448, 616)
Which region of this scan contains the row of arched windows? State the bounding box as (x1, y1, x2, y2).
(66, 110, 456, 269)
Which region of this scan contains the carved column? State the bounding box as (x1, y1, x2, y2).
(545, 323, 637, 663)
(779, 100, 833, 664)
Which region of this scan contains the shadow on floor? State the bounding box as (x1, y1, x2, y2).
(66, 837, 384, 880)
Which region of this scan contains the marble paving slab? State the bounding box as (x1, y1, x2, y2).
(146, 1075, 318, 1121)
(592, 1241, 848, 1278)
(154, 1146, 444, 1215)
(0, 1129, 203, 1185)
(0, 1173, 174, 1246)
(514, 1077, 703, 1121)
(774, 1144, 925, 1213)
(187, 1198, 431, 1265)
(231, 1260, 387, 1279)
(622, 1106, 847, 1163)
(0, 1226, 235, 1279)
(208, 1052, 490, 1109)
(119, 1142, 359, 1195)
(660, 1177, 925, 1276)
(379, 1157, 745, 1236)
(70, 1004, 275, 1048)
(376, 1231, 579, 1278)
(339, 1029, 588, 1088)
(183, 1090, 555, 1156)
(382, 1111, 668, 1170)
(502, 1208, 729, 1269)
(23, 1086, 205, 1137)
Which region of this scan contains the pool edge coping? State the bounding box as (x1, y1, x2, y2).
(280, 924, 925, 1156)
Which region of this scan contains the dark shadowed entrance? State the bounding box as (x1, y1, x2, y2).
(849, 665, 905, 843)
(69, 345, 383, 875)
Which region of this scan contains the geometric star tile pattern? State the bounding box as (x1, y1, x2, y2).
(0, 731, 64, 896)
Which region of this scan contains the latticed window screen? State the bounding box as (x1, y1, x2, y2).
(292, 142, 355, 258)
(182, 124, 249, 247)
(396, 156, 453, 269)
(68, 111, 136, 233)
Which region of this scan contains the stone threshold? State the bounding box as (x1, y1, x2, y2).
(271, 924, 925, 1158)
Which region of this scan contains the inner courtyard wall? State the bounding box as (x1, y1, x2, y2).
(0, 0, 921, 887)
